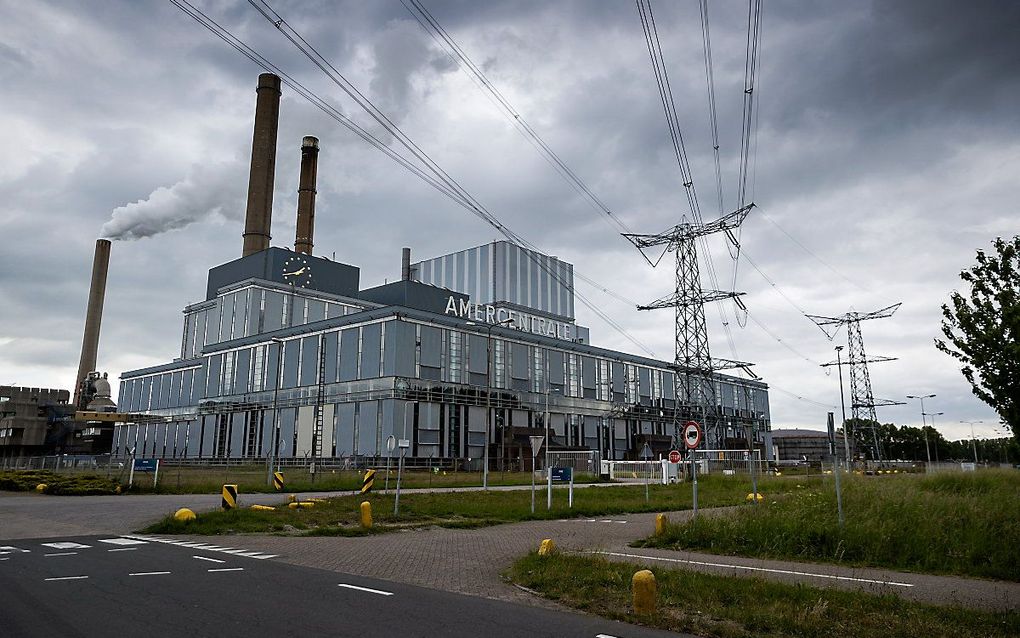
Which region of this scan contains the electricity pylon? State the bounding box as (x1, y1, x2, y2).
(623, 203, 755, 449)
(811, 304, 904, 460)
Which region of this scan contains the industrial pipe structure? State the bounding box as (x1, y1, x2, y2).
(294, 136, 319, 254)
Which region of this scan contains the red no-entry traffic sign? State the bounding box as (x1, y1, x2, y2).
(668, 449, 682, 464)
(683, 421, 702, 450)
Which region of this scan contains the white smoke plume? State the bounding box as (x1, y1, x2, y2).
(101, 161, 245, 240)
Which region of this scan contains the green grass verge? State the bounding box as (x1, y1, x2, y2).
(0, 470, 121, 495)
(508, 552, 1020, 638)
(141, 475, 813, 535)
(637, 470, 1020, 582)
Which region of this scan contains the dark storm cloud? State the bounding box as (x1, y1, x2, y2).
(0, 0, 1014, 439)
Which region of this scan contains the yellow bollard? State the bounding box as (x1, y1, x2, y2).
(538, 538, 556, 556)
(174, 507, 196, 521)
(360, 500, 373, 528)
(288, 501, 314, 509)
(288, 494, 297, 503)
(632, 569, 657, 615)
(250, 504, 276, 511)
(35, 483, 47, 493)
(745, 492, 764, 502)
(655, 513, 668, 536)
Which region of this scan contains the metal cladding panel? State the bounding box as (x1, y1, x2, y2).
(296, 406, 314, 457)
(581, 356, 596, 389)
(260, 411, 276, 457)
(168, 372, 182, 408)
(335, 403, 356, 457)
(279, 408, 296, 458)
(551, 414, 566, 439)
(229, 413, 245, 457)
(360, 323, 382, 379)
(548, 350, 565, 385)
(265, 342, 281, 390)
(323, 331, 339, 382)
(419, 326, 442, 368)
(663, 371, 676, 400)
(467, 406, 486, 432)
(182, 369, 195, 406)
(307, 299, 326, 323)
(282, 340, 300, 388)
(467, 334, 488, 374)
(320, 404, 335, 456)
(511, 342, 529, 380)
(380, 399, 398, 445)
(357, 401, 379, 456)
(246, 289, 262, 336)
(234, 348, 252, 395)
(196, 416, 212, 457)
(161, 373, 173, 409)
(185, 421, 202, 458)
(153, 423, 166, 457)
(193, 360, 209, 403)
(384, 321, 416, 377)
(299, 337, 319, 386)
(338, 329, 359, 381)
(139, 377, 151, 411)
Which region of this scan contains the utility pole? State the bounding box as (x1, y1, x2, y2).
(466, 318, 511, 491)
(906, 394, 935, 466)
(266, 337, 285, 486)
(834, 345, 851, 469)
(960, 420, 983, 464)
(814, 305, 904, 461)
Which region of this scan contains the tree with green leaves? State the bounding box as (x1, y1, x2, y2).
(936, 236, 1020, 439)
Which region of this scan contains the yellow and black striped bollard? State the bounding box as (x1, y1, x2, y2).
(273, 471, 285, 491)
(361, 469, 376, 494)
(221, 484, 238, 510)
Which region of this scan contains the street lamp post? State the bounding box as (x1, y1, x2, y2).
(266, 337, 285, 486)
(906, 394, 935, 468)
(546, 386, 561, 510)
(466, 318, 512, 491)
(960, 420, 984, 464)
(925, 411, 944, 463)
(834, 346, 850, 469)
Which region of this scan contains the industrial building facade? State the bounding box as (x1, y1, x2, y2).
(113, 241, 771, 466)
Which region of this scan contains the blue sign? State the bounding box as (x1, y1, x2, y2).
(551, 467, 573, 482)
(133, 458, 159, 472)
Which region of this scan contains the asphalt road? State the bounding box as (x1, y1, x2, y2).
(0, 534, 686, 638)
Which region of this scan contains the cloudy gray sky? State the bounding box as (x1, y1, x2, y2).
(2, 0, 1017, 441)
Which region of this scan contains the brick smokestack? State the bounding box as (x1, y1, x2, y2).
(242, 73, 282, 257)
(74, 239, 111, 409)
(294, 136, 319, 254)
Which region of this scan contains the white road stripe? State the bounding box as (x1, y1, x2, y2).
(0, 557, 9, 561)
(208, 568, 244, 573)
(594, 551, 915, 587)
(129, 571, 171, 576)
(123, 536, 275, 561)
(98, 538, 147, 546)
(44, 552, 77, 557)
(108, 548, 137, 552)
(193, 555, 226, 563)
(337, 583, 394, 596)
(45, 576, 88, 581)
(42, 542, 91, 550)
(249, 554, 278, 560)
(596, 634, 621, 638)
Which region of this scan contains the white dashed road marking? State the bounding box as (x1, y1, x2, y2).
(42, 542, 91, 550)
(44, 552, 77, 557)
(108, 548, 137, 552)
(338, 583, 394, 596)
(594, 551, 916, 587)
(129, 571, 172, 577)
(193, 555, 225, 563)
(0, 546, 30, 554)
(124, 536, 277, 560)
(98, 538, 148, 546)
(45, 576, 88, 581)
(208, 568, 244, 573)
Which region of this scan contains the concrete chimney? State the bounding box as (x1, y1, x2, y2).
(242, 73, 282, 257)
(74, 239, 111, 410)
(401, 247, 412, 281)
(294, 136, 319, 254)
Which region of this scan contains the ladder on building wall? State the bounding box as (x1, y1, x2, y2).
(312, 334, 327, 458)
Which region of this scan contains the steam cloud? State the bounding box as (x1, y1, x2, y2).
(101, 161, 245, 240)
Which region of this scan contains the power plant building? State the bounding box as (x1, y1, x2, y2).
(110, 73, 772, 467)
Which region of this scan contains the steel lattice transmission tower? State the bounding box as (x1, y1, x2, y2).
(811, 304, 904, 460)
(624, 203, 755, 449)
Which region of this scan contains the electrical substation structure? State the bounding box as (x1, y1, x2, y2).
(812, 304, 904, 460)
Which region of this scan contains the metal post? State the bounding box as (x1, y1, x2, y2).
(833, 453, 844, 527)
(690, 448, 698, 516)
(530, 450, 537, 514)
(546, 388, 555, 510)
(394, 448, 405, 516)
(483, 325, 491, 490)
(266, 338, 284, 486)
(835, 346, 851, 470)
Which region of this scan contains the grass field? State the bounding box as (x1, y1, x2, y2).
(142, 474, 814, 535)
(508, 552, 1020, 638)
(0, 470, 120, 495)
(638, 470, 1020, 581)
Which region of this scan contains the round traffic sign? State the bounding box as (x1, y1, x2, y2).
(668, 449, 682, 464)
(683, 421, 702, 449)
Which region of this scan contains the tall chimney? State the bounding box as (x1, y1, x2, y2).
(294, 136, 319, 254)
(74, 239, 111, 410)
(401, 247, 412, 281)
(242, 73, 282, 257)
